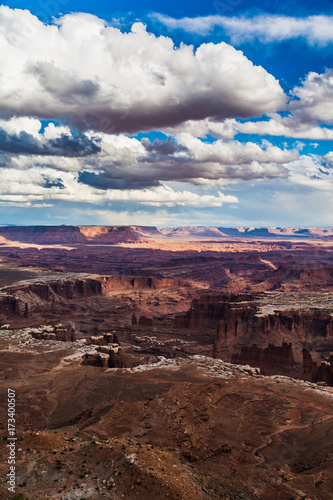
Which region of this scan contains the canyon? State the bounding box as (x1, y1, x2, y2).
(0, 225, 333, 499)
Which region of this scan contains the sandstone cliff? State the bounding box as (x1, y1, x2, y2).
(173, 293, 333, 376)
(0, 275, 186, 318)
(302, 348, 333, 386)
(231, 343, 294, 371)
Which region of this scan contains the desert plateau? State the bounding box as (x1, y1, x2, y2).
(0, 225, 332, 499)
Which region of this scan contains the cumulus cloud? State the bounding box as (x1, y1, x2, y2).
(0, 166, 239, 207)
(0, 118, 101, 156)
(0, 127, 297, 192)
(152, 13, 333, 46)
(0, 7, 285, 134)
(76, 132, 298, 190)
(0, 7, 331, 217)
(286, 155, 333, 191)
(0, 201, 54, 207)
(321, 152, 333, 170)
(235, 114, 333, 140)
(169, 69, 333, 141)
(290, 69, 333, 124)
(162, 118, 238, 140)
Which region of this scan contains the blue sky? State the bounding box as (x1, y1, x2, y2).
(0, 0, 332, 226)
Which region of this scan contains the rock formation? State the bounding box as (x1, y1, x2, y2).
(89, 332, 119, 346)
(81, 352, 110, 368)
(138, 316, 153, 327)
(173, 294, 333, 354)
(1, 225, 332, 246)
(29, 323, 75, 342)
(302, 348, 333, 386)
(174, 307, 204, 329)
(81, 344, 124, 368)
(302, 348, 317, 375)
(231, 343, 294, 371)
(0, 275, 186, 318)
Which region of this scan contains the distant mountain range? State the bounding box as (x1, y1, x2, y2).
(0, 225, 332, 245)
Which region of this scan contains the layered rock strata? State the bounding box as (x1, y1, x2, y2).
(0, 275, 186, 318)
(302, 348, 333, 386)
(231, 343, 294, 371)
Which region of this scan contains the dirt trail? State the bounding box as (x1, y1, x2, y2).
(253, 414, 333, 464)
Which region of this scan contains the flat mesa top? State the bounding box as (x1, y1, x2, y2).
(255, 292, 333, 315)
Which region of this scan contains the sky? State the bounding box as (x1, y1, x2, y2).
(0, 0, 332, 227)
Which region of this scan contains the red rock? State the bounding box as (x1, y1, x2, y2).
(231, 343, 294, 371)
(302, 348, 317, 375)
(138, 316, 153, 327)
(314, 358, 333, 386)
(0, 275, 186, 318)
(89, 332, 119, 346)
(302, 349, 333, 386)
(326, 317, 333, 337)
(174, 307, 204, 329)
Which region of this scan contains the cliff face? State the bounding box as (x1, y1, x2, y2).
(172, 294, 333, 375)
(138, 316, 153, 327)
(174, 294, 254, 329)
(174, 307, 204, 329)
(231, 343, 294, 371)
(29, 324, 75, 342)
(173, 294, 333, 356)
(0, 225, 146, 244)
(214, 303, 257, 342)
(81, 329, 124, 368)
(302, 349, 333, 386)
(0, 293, 16, 316)
(0, 226, 87, 244)
(100, 276, 184, 292)
(1, 225, 333, 246)
(88, 332, 119, 346)
(272, 266, 333, 291)
(214, 307, 333, 359)
(215, 308, 333, 352)
(175, 293, 333, 337)
(0, 275, 185, 318)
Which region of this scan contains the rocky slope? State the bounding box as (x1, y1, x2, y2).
(1, 326, 333, 500)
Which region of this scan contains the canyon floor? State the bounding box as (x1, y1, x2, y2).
(0, 226, 333, 499)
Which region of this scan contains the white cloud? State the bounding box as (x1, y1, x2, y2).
(162, 118, 238, 140)
(174, 133, 298, 166)
(290, 69, 333, 124)
(0, 116, 42, 137)
(0, 116, 100, 156)
(0, 166, 239, 207)
(169, 68, 333, 141)
(0, 7, 285, 133)
(0, 201, 54, 207)
(0, 125, 298, 189)
(152, 13, 333, 46)
(0, 7, 331, 221)
(235, 114, 333, 140)
(285, 155, 333, 191)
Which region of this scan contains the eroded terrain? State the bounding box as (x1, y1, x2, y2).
(0, 225, 333, 499)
